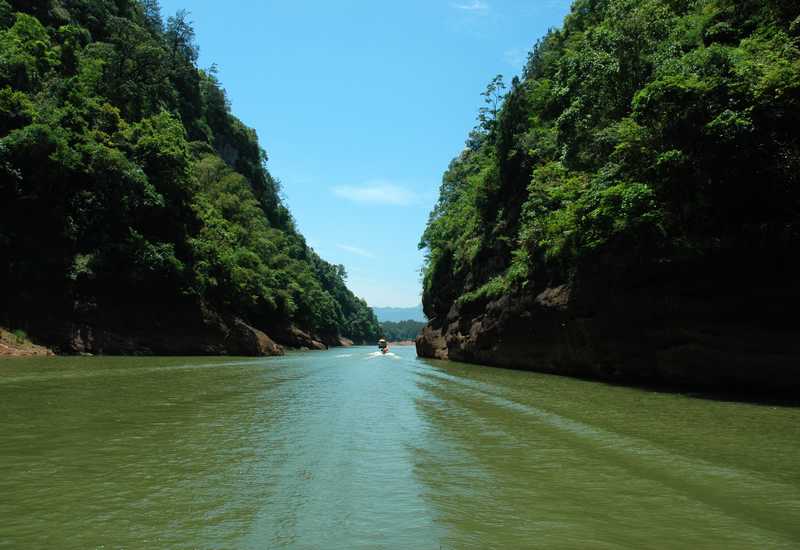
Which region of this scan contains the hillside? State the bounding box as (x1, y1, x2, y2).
(0, 0, 379, 354)
(417, 0, 800, 392)
(379, 320, 426, 342)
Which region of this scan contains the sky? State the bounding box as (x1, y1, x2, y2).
(158, 0, 574, 307)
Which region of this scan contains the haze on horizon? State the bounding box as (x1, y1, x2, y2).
(156, 0, 574, 307)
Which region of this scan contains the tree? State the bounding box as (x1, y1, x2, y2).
(478, 74, 506, 133)
(421, 0, 800, 319)
(165, 9, 198, 65)
(140, 0, 163, 35)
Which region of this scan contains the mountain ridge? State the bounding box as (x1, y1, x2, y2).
(372, 305, 426, 323)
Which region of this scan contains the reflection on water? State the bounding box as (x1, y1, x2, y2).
(1, 348, 798, 548)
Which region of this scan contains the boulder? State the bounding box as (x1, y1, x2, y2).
(267, 324, 327, 350)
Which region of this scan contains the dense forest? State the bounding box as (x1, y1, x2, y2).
(0, 0, 379, 352)
(421, 0, 799, 318)
(379, 320, 426, 341)
(418, 0, 800, 390)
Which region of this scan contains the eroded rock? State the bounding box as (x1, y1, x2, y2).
(417, 268, 800, 394)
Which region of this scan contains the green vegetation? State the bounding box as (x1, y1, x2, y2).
(11, 328, 26, 344)
(379, 320, 426, 341)
(420, 0, 799, 319)
(0, 0, 379, 343)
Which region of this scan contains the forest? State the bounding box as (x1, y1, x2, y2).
(0, 0, 379, 348)
(420, 0, 799, 323)
(379, 320, 426, 342)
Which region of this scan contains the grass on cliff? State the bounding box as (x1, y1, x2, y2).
(0, 327, 54, 356)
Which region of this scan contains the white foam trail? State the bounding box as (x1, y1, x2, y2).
(367, 351, 401, 359)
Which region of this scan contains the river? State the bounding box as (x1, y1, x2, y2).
(1, 347, 798, 549)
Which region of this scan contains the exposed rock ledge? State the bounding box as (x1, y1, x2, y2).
(417, 272, 800, 394)
(266, 324, 328, 351)
(10, 297, 353, 357)
(0, 328, 55, 357)
(51, 303, 286, 356)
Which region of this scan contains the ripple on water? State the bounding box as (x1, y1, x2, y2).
(1, 347, 799, 549)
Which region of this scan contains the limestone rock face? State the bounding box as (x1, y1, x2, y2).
(229, 319, 283, 356)
(416, 266, 800, 394)
(17, 298, 288, 357)
(318, 333, 354, 348)
(415, 324, 448, 360)
(267, 324, 327, 351)
(337, 336, 355, 347)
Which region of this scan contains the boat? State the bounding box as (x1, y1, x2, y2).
(378, 338, 389, 354)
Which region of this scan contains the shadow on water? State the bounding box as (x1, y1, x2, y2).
(410, 353, 800, 548)
(572, 373, 800, 408)
(418, 355, 800, 408)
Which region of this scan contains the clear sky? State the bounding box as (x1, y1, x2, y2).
(158, 0, 574, 307)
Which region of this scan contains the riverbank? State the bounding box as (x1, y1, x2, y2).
(388, 340, 415, 346)
(0, 328, 55, 357)
(416, 261, 800, 396)
(3, 294, 366, 357)
(0, 317, 356, 358)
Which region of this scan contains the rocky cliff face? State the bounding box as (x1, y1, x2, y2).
(22, 299, 284, 356)
(7, 294, 351, 357)
(0, 328, 55, 357)
(417, 260, 800, 394)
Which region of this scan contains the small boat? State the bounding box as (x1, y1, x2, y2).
(378, 338, 389, 354)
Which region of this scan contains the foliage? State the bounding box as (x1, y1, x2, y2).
(420, 0, 800, 320)
(379, 320, 426, 341)
(0, 0, 378, 343)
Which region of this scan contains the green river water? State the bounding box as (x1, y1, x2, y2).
(1, 346, 799, 549)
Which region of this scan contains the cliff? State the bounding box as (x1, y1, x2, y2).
(416, 0, 800, 393)
(418, 258, 800, 393)
(0, 0, 380, 353)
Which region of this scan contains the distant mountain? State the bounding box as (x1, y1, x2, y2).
(372, 305, 426, 323)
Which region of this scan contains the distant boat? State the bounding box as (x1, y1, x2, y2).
(378, 338, 389, 354)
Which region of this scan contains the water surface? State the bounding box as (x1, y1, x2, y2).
(1, 347, 798, 548)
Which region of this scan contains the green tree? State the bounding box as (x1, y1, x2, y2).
(0, 0, 379, 348)
(420, 0, 800, 321)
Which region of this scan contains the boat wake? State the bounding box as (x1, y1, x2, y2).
(367, 351, 400, 359)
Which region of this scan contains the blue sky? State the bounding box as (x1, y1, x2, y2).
(158, 0, 574, 307)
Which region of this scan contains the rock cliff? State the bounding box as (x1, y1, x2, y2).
(5, 295, 359, 356)
(417, 259, 800, 394)
(20, 299, 285, 356)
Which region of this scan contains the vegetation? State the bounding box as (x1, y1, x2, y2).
(0, 325, 54, 356)
(420, 0, 800, 320)
(0, 0, 379, 343)
(379, 320, 426, 341)
(372, 305, 426, 323)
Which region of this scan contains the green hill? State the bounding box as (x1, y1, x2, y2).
(417, 0, 800, 392)
(379, 320, 426, 341)
(0, 0, 379, 353)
